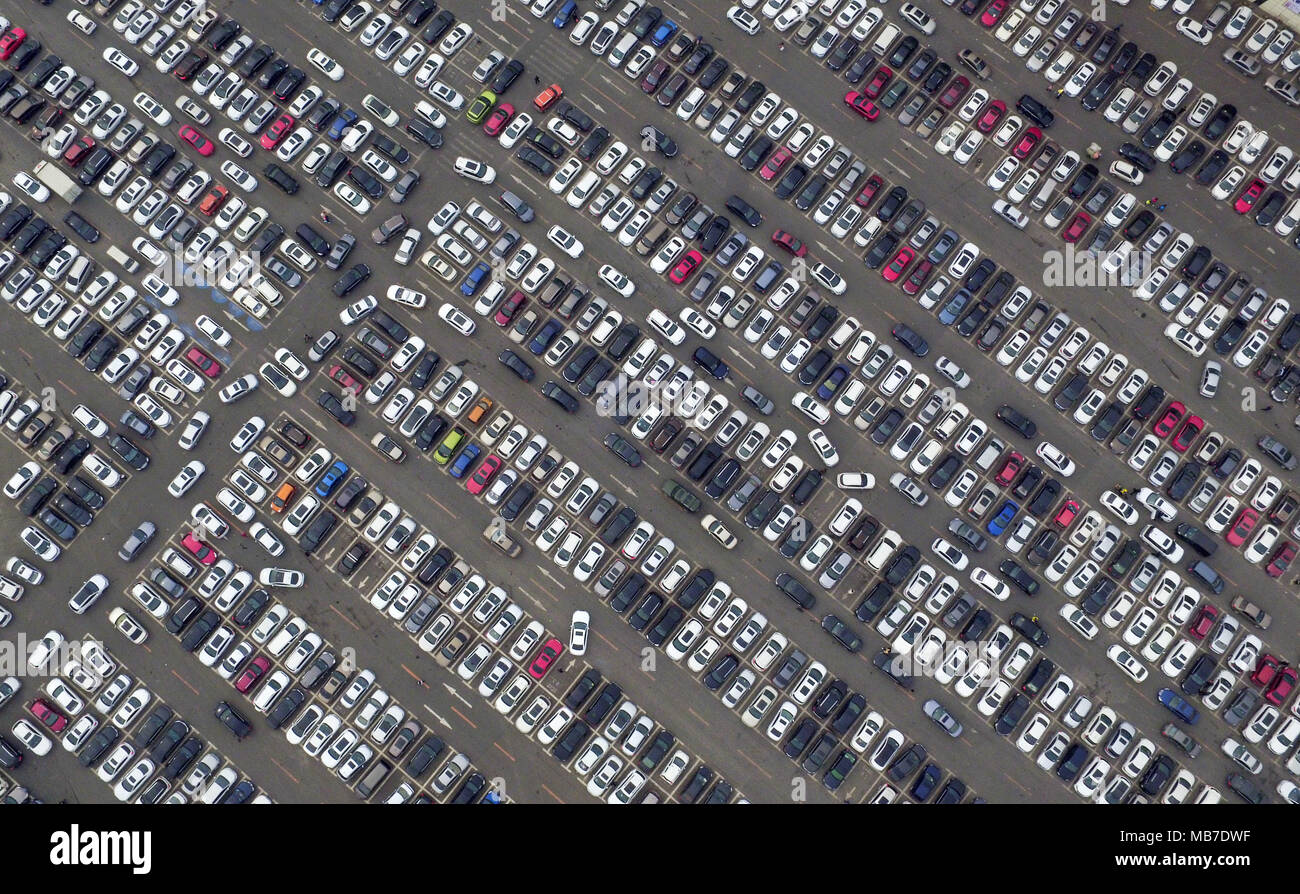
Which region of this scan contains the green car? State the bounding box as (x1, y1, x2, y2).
(662, 479, 701, 513)
(465, 89, 497, 125)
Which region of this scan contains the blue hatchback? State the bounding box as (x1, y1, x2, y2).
(460, 262, 490, 298)
(816, 365, 849, 401)
(327, 108, 358, 140)
(315, 460, 349, 498)
(552, 0, 578, 28)
(986, 499, 1019, 536)
(449, 443, 481, 479)
(651, 18, 679, 47)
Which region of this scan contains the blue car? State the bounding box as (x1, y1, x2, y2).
(986, 500, 1019, 536)
(816, 365, 849, 401)
(528, 319, 562, 355)
(327, 108, 358, 140)
(449, 443, 481, 479)
(460, 262, 490, 298)
(651, 18, 679, 47)
(938, 288, 973, 326)
(315, 460, 349, 498)
(552, 0, 578, 28)
(1157, 687, 1200, 724)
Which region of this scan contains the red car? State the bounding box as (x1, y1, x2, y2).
(937, 75, 971, 109)
(881, 246, 915, 282)
(466, 455, 502, 495)
(1226, 507, 1259, 547)
(63, 135, 96, 166)
(29, 698, 68, 733)
(185, 346, 222, 378)
(1266, 541, 1297, 579)
(759, 146, 793, 180)
(975, 99, 1007, 133)
(235, 656, 271, 693)
(980, 0, 1009, 27)
(528, 638, 564, 679)
(1234, 178, 1265, 214)
(1152, 400, 1186, 438)
(669, 250, 703, 284)
(996, 451, 1024, 486)
(1187, 604, 1219, 640)
(864, 66, 893, 99)
(178, 124, 214, 156)
(1251, 653, 1284, 687)
(1053, 499, 1080, 528)
(1012, 126, 1043, 160)
(0, 27, 26, 61)
(534, 83, 563, 111)
(901, 259, 934, 296)
(181, 532, 218, 565)
(855, 173, 885, 207)
(1265, 666, 1297, 706)
(493, 290, 526, 326)
(1062, 212, 1091, 243)
(482, 102, 514, 136)
(771, 229, 807, 257)
(328, 365, 358, 390)
(843, 91, 879, 120)
(1171, 415, 1203, 452)
(259, 113, 294, 150)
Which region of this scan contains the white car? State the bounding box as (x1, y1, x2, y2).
(1035, 441, 1076, 476)
(103, 46, 141, 77)
(437, 302, 476, 336)
(307, 47, 345, 81)
(12, 172, 50, 203)
(453, 156, 496, 183)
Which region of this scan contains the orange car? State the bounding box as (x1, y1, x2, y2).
(534, 83, 563, 111)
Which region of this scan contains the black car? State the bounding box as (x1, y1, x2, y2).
(330, 263, 370, 297)
(996, 404, 1037, 438)
(891, 323, 929, 357)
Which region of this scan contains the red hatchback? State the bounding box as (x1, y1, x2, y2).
(996, 451, 1024, 486)
(63, 135, 96, 166)
(1265, 666, 1297, 706)
(0, 27, 26, 61)
(534, 83, 563, 111)
(882, 246, 914, 282)
(843, 91, 879, 120)
(493, 290, 526, 326)
(1062, 212, 1091, 243)
(1226, 507, 1259, 547)
(1234, 178, 1265, 214)
(1012, 126, 1043, 159)
(1266, 541, 1296, 579)
(1187, 604, 1219, 640)
(1251, 653, 1284, 688)
(328, 365, 358, 390)
(528, 638, 564, 679)
(981, 0, 1009, 27)
(759, 146, 793, 180)
(181, 532, 218, 565)
(467, 455, 502, 495)
(937, 75, 971, 109)
(235, 656, 271, 693)
(179, 124, 214, 156)
(1053, 499, 1080, 528)
(975, 99, 1007, 133)
(1152, 400, 1186, 438)
(771, 229, 808, 257)
(185, 346, 222, 378)
(864, 66, 892, 99)
(855, 174, 885, 207)
(29, 698, 68, 733)
(901, 259, 934, 295)
(1171, 415, 1203, 452)
(260, 113, 294, 150)
(482, 102, 514, 136)
(669, 250, 703, 284)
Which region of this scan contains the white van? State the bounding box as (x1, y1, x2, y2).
(871, 22, 902, 56)
(105, 245, 140, 275)
(607, 33, 638, 69)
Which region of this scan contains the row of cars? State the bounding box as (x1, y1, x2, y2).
(0, 632, 268, 803)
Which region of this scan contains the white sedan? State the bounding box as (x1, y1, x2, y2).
(791, 392, 830, 424)
(307, 47, 345, 81)
(598, 264, 635, 297)
(103, 46, 140, 77)
(546, 224, 584, 258)
(386, 285, 427, 308)
(438, 302, 476, 335)
(12, 172, 50, 203)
